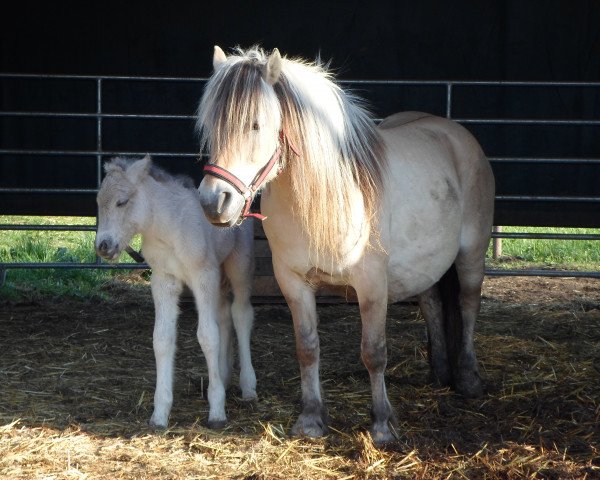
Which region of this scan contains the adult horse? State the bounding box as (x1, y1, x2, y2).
(196, 46, 495, 442)
(96, 156, 257, 429)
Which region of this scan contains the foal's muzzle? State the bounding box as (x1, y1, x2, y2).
(95, 236, 121, 260)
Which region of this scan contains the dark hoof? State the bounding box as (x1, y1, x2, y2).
(206, 418, 227, 430)
(453, 371, 484, 398)
(291, 413, 327, 438)
(429, 358, 452, 387)
(428, 369, 452, 388)
(370, 422, 398, 444)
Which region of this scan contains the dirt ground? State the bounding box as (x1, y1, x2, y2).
(0, 275, 598, 479)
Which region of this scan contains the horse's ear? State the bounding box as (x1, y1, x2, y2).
(262, 48, 282, 85)
(126, 155, 152, 183)
(104, 158, 123, 174)
(213, 45, 227, 70)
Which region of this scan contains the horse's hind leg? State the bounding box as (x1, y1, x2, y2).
(149, 271, 183, 428)
(417, 286, 451, 387)
(451, 250, 486, 398)
(274, 260, 327, 438)
(223, 253, 257, 400)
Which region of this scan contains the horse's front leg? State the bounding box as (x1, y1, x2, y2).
(189, 269, 228, 429)
(149, 271, 183, 428)
(274, 260, 326, 437)
(354, 272, 397, 443)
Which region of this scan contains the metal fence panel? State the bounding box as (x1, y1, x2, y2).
(1, 75, 599, 281)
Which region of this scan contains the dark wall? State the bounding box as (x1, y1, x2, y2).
(2, 1, 600, 80)
(1, 1, 599, 225)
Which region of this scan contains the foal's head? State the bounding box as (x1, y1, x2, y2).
(196, 46, 284, 226)
(95, 156, 151, 260)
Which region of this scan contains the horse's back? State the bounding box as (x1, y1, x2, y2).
(378, 111, 435, 130)
(385, 113, 496, 242)
(378, 112, 493, 193)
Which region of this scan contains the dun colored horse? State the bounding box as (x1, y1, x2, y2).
(196, 47, 495, 442)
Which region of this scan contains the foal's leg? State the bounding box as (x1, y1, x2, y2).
(417, 285, 452, 387)
(217, 292, 234, 389)
(189, 268, 228, 428)
(452, 252, 485, 398)
(274, 261, 326, 437)
(354, 273, 397, 444)
(149, 271, 183, 428)
(224, 255, 257, 400)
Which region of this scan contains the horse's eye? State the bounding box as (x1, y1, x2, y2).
(252, 121, 260, 131)
(116, 199, 129, 207)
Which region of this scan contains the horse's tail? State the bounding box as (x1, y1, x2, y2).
(438, 263, 462, 385)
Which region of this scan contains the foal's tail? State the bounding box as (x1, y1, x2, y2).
(438, 263, 463, 385)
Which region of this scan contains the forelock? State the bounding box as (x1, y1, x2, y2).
(197, 48, 281, 154)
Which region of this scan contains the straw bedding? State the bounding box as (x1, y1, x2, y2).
(1, 276, 598, 479)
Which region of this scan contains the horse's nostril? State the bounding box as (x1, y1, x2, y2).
(98, 240, 108, 252)
(216, 191, 231, 214)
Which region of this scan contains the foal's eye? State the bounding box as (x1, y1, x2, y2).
(116, 199, 129, 207)
(252, 121, 260, 131)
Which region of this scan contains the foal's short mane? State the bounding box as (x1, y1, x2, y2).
(198, 47, 387, 258)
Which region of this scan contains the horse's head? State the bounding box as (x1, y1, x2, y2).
(95, 156, 150, 260)
(196, 46, 285, 227)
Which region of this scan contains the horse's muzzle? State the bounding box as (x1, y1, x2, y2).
(198, 176, 245, 227)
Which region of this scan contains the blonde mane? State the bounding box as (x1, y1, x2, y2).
(198, 47, 387, 259)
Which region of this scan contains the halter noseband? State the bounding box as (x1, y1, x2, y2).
(202, 130, 300, 222)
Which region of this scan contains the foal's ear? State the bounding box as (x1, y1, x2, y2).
(126, 155, 152, 183)
(262, 48, 282, 86)
(213, 45, 227, 70)
(104, 158, 124, 175)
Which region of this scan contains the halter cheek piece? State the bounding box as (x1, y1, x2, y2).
(202, 130, 300, 223)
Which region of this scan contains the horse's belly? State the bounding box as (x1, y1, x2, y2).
(384, 209, 462, 302)
(386, 257, 453, 302)
(380, 130, 465, 301)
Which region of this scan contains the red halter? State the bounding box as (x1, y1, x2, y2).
(202, 130, 300, 222)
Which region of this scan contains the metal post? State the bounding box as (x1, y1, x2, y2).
(96, 78, 103, 189)
(95, 78, 103, 265)
(0, 269, 6, 288)
(446, 82, 453, 119)
(493, 226, 503, 259)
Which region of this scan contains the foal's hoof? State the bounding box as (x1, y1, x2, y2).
(148, 415, 168, 430)
(206, 418, 227, 430)
(240, 390, 258, 402)
(291, 413, 327, 438)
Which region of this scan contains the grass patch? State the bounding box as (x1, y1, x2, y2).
(487, 226, 600, 272)
(0, 216, 144, 300)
